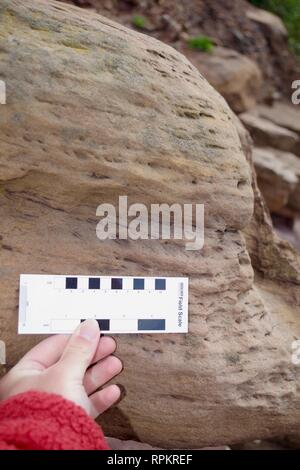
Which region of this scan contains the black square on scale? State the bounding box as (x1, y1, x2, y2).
(111, 278, 123, 290)
(66, 277, 77, 289)
(89, 278, 100, 289)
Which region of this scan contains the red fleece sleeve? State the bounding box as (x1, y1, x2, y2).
(0, 390, 110, 450)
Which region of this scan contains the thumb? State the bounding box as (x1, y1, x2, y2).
(58, 319, 100, 381)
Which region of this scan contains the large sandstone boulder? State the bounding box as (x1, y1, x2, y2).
(1, 0, 300, 449)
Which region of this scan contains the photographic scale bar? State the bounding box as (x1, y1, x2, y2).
(18, 274, 188, 334)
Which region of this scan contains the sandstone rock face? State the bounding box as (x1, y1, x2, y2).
(182, 46, 262, 114)
(240, 113, 299, 154)
(252, 147, 300, 214)
(1, 0, 300, 449)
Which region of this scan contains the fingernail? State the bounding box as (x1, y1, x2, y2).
(113, 384, 126, 406)
(79, 319, 99, 341)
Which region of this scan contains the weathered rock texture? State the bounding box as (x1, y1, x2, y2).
(1, 0, 300, 449)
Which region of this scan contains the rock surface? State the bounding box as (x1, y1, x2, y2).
(106, 436, 230, 450)
(233, 439, 285, 450)
(64, 0, 300, 100)
(1, 0, 300, 449)
(256, 102, 300, 135)
(252, 147, 300, 214)
(106, 437, 162, 450)
(246, 6, 288, 40)
(255, 103, 300, 157)
(235, 118, 300, 285)
(183, 46, 262, 113)
(240, 113, 299, 154)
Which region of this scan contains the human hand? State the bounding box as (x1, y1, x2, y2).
(0, 319, 123, 418)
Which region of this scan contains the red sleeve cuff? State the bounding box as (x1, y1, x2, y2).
(0, 390, 110, 450)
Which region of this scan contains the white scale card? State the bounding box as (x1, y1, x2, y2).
(18, 274, 188, 334)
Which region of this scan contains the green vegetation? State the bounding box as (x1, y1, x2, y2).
(249, 0, 300, 55)
(132, 15, 147, 30)
(187, 35, 214, 53)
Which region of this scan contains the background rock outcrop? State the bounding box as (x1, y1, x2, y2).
(252, 147, 300, 214)
(246, 5, 288, 41)
(240, 113, 299, 154)
(183, 47, 262, 113)
(62, 0, 300, 100)
(239, 102, 300, 251)
(1, 0, 300, 449)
